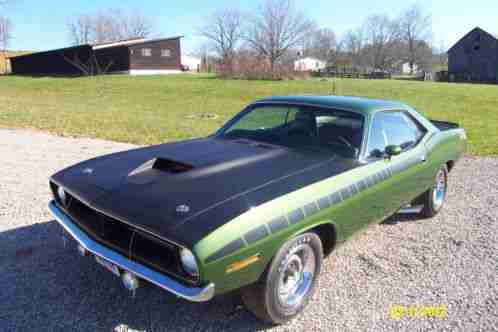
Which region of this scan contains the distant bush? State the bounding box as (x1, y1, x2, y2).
(434, 71, 449, 82)
(216, 55, 310, 81)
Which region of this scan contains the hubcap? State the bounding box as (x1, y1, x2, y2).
(277, 243, 316, 308)
(433, 170, 446, 210)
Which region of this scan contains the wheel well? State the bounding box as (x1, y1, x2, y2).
(446, 160, 455, 173)
(310, 223, 337, 257)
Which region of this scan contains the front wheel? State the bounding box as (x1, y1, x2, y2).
(241, 232, 323, 324)
(420, 165, 448, 218)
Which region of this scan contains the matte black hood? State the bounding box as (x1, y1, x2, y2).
(51, 137, 357, 246)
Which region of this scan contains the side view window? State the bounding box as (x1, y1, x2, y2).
(368, 114, 389, 157)
(368, 111, 426, 158)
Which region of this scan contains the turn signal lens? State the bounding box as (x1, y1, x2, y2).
(225, 254, 261, 274)
(180, 248, 199, 277)
(57, 186, 67, 206)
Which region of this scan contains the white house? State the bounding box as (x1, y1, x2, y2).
(294, 57, 326, 72)
(402, 62, 420, 74)
(181, 55, 201, 72)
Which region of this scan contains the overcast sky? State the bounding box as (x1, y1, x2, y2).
(3, 0, 497, 53)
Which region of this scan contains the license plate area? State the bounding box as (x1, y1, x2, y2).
(95, 255, 120, 277)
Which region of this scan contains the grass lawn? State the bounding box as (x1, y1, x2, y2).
(0, 74, 496, 155)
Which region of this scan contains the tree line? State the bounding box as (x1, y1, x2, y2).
(1, 5, 155, 50)
(199, 0, 434, 77)
(1, 0, 436, 78)
(67, 8, 153, 45)
(0, 0, 13, 52)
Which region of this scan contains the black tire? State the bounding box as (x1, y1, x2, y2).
(241, 232, 323, 324)
(420, 165, 448, 218)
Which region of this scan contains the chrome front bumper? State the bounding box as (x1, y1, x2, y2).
(48, 201, 215, 302)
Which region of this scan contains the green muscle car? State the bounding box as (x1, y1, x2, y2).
(48, 96, 466, 324)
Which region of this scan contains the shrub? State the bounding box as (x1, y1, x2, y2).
(216, 55, 310, 81)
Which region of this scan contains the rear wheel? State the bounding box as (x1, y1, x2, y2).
(420, 165, 448, 218)
(241, 232, 323, 324)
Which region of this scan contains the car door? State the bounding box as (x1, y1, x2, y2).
(363, 110, 432, 220)
(330, 109, 433, 239)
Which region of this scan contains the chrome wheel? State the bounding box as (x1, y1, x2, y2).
(432, 169, 446, 210)
(277, 243, 316, 309)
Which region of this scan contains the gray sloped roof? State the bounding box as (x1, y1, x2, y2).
(447, 27, 497, 53)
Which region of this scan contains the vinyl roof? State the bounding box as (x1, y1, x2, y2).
(254, 95, 409, 114)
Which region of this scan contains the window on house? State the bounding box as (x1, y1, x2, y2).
(161, 49, 171, 57)
(141, 48, 152, 57)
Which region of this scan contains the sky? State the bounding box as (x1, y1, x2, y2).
(3, 0, 498, 54)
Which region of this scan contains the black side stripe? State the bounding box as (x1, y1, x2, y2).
(340, 187, 352, 200)
(205, 238, 244, 264)
(368, 174, 378, 186)
(329, 192, 342, 204)
(303, 202, 319, 217)
(206, 167, 401, 263)
(317, 196, 331, 209)
(355, 180, 365, 192)
(350, 183, 359, 195)
(377, 172, 384, 183)
(288, 208, 305, 224)
(244, 225, 270, 245)
(268, 216, 289, 233)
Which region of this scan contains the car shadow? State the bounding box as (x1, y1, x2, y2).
(1, 221, 274, 332)
(381, 213, 422, 225)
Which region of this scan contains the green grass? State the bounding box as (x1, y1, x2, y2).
(0, 74, 496, 155)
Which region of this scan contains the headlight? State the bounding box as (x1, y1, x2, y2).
(57, 186, 67, 206)
(179, 248, 199, 277)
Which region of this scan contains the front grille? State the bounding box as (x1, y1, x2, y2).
(50, 182, 197, 284)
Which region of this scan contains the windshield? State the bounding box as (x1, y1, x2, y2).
(218, 104, 365, 158)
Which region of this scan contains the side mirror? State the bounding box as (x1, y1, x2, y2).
(385, 145, 402, 157)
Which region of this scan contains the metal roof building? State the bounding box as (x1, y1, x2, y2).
(9, 36, 183, 76)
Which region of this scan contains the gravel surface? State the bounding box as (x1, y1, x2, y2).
(1, 128, 496, 332)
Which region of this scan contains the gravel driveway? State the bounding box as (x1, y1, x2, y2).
(1, 129, 496, 332)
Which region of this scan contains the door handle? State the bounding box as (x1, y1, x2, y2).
(420, 155, 427, 163)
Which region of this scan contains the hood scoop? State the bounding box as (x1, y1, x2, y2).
(151, 158, 194, 173)
(126, 158, 194, 184)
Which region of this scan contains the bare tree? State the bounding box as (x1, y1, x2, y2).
(67, 14, 93, 45)
(244, 0, 315, 72)
(92, 10, 122, 43)
(303, 27, 336, 62)
(0, 15, 11, 48)
(363, 14, 401, 71)
(341, 27, 366, 70)
(198, 9, 243, 69)
(399, 4, 432, 74)
(63, 52, 114, 76)
(0, 0, 13, 47)
(0, 15, 12, 73)
(67, 9, 153, 45)
(121, 10, 152, 39)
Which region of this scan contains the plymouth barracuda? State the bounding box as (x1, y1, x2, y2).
(48, 96, 466, 323)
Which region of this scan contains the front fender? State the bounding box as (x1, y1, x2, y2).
(195, 210, 339, 295)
